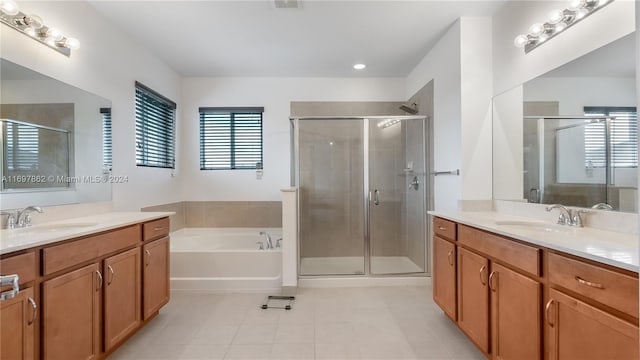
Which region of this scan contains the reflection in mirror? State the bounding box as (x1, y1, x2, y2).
(493, 32, 637, 213)
(0, 58, 112, 209)
(1, 119, 71, 190)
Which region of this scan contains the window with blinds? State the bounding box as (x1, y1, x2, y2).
(101, 108, 112, 171)
(584, 107, 637, 168)
(135, 82, 176, 169)
(6, 122, 39, 171)
(199, 107, 264, 170)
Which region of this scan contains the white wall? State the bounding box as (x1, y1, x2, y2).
(180, 77, 405, 201)
(406, 21, 462, 212)
(405, 17, 493, 211)
(460, 17, 493, 202)
(0, 1, 181, 211)
(493, 0, 635, 95)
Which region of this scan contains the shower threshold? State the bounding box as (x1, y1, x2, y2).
(300, 256, 423, 275)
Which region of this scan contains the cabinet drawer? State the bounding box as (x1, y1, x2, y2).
(458, 225, 540, 276)
(143, 218, 170, 242)
(433, 217, 456, 241)
(43, 226, 140, 276)
(548, 252, 639, 318)
(0, 251, 36, 290)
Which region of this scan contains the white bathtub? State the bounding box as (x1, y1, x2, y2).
(170, 228, 282, 292)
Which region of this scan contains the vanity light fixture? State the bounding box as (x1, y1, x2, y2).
(514, 0, 613, 53)
(0, 0, 80, 56)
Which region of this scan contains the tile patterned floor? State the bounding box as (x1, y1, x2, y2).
(109, 285, 485, 360)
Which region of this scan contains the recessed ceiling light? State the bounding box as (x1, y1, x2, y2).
(353, 63, 366, 70)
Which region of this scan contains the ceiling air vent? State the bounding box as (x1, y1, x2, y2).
(273, 0, 301, 9)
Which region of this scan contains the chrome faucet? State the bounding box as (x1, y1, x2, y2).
(545, 204, 586, 227)
(259, 231, 273, 249)
(17, 206, 43, 228)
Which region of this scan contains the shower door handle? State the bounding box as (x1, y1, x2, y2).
(373, 189, 380, 206)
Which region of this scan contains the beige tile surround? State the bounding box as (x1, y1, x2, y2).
(142, 201, 282, 231)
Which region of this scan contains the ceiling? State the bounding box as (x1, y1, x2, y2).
(542, 32, 636, 78)
(89, 1, 505, 78)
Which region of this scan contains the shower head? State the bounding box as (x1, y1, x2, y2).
(399, 102, 418, 114)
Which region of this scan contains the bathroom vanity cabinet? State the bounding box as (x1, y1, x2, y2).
(0, 215, 170, 360)
(432, 217, 457, 321)
(432, 216, 639, 360)
(0, 287, 36, 359)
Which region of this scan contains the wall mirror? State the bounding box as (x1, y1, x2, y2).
(493, 32, 637, 213)
(0, 58, 112, 209)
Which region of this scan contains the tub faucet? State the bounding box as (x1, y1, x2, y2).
(17, 206, 43, 228)
(259, 231, 273, 249)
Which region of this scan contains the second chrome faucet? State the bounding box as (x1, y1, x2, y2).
(545, 204, 586, 227)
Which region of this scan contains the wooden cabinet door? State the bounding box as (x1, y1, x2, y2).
(42, 263, 100, 360)
(491, 263, 541, 360)
(143, 237, 169, 320)
(457, 247, 489, 353)
(433, 235, 456, 320)
(547, 288, 639, 360)
(104, 248, 141, 352)
(0, 287, 36, 360)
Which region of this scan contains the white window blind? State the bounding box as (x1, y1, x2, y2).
(199, 107, 264, 170)
(135, 82, 176, 169)
(584, 107, 637, 168)
(101, 108, 112, 171)
(6, 122, 39, 171)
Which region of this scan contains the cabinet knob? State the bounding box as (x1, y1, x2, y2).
(96, 270, 103, 291)
(27, 297, 37, 325)
(488, 271, 497, 292)
(575, 276, 604, 289)
(545, 299, 555, 327)
(447, 251, 453, 266)
(145, 250, 151, 266)
(479, 265, 487, 285)
(107, 265, 115, 286)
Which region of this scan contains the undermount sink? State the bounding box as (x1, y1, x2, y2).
(23, 222, 100, 232)
(494, 220, 573, 233)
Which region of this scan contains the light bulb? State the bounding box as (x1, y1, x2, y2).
(529, 23, 545, 37)
(23, 14, 43, 29)
(538, 33, 549, 43)
(568, 0, 584, 11)
(44, 36, 56, 47)
(555, 22, 567, 32)
(46, 28, 63, 41)
(576, 8, 589, 19)
(0, 0, 19, 15)
(24, 27, 36, 37)
(548, 9, 565, 24)
(513, 34, 529, 48)
(64, 37, 80, 50)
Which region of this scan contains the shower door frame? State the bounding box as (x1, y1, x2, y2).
(291, 116, 430, 278)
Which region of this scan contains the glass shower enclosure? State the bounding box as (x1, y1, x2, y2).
(291, 116, 428, 276)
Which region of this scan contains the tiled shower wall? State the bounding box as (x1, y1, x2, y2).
(141, 201, 282, 231)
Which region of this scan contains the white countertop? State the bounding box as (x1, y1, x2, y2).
(0, 212, 174, 255)
(430, 211, 639, 272)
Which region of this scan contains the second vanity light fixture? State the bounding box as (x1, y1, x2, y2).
(0, 0, 80, 56)
(514, 0, 613, 53)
